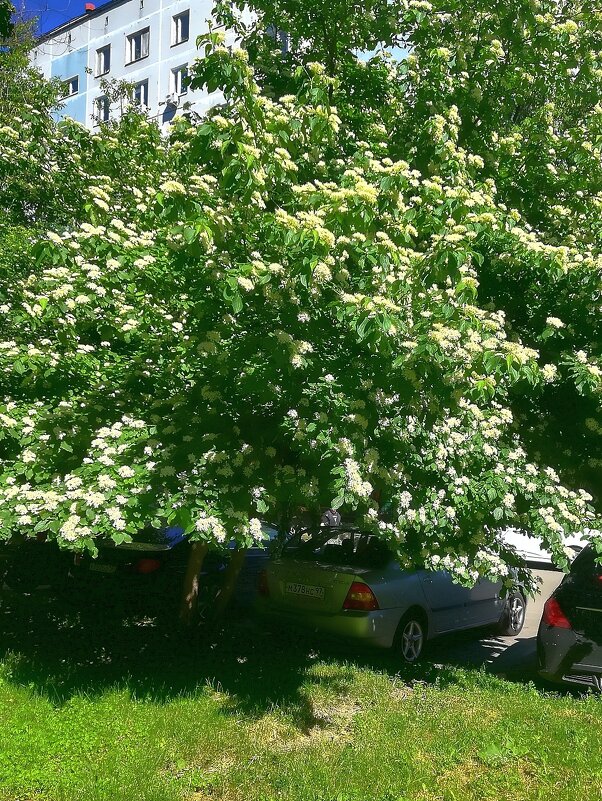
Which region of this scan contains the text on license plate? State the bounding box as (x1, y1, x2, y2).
(285, 582, 324, 599)
(89, 563, 117, 574)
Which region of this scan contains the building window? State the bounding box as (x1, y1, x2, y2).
(171, 64, 189, 95)
(62, 75, 79, 97)
(126, 27, 150, 64)
(96, 45, 111, 76)
(95, 95, 110, 123)
(172, 10, 189, 45)
(132, 79, 149, 107)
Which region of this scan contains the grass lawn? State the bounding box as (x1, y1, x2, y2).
(0, 593, 601, 801)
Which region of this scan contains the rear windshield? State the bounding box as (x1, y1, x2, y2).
(282, 528, 392, 568)
(570, 546, 602, 578)
(132, 526, 185, 546)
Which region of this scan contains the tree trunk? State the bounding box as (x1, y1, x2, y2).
(211, 547, 248, 621)
(178, 541, 209, 627)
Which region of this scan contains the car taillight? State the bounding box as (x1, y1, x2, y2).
(133, 558, 162, 574)
(343, 581, 379, 611)
(258, 569, 269, 597)
(542, 596, 572, 629)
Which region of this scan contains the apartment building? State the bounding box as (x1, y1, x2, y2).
(30, 0, 233, 128)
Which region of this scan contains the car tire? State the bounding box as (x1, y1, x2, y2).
(1, 571, 32, 594)
(497, 592, 526, 636)
(394, 610, 428, 663)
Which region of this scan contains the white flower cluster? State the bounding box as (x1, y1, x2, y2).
(195, 512, 227, 543)
(245, 517, 266, 542)
(59, 514, 91, 543)
(343, 458, 373, 498)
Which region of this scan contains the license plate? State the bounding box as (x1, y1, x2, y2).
(89, 563, 117, 574)
(285, 582, 324, 599)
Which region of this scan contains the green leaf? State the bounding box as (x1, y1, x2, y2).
(331, 495, 345, 510)
(183, 227, 196, 244)
(356, 316, 370, 340)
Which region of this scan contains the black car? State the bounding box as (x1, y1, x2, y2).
(538, 545, 602, 690)
(1, 523, 278, 614)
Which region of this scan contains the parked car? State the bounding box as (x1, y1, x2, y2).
(1, 523, 279, 614)
(538, 545, 602, 690)
(499, 528, 586, 568)
(1, 532, 72, 594)
(256, 526, 526, 662)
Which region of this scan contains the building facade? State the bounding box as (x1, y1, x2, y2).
(31, 0, 232, 129)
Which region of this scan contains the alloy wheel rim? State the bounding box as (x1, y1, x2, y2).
(509, 597, 524, 631)
(401, 620, 423, 662)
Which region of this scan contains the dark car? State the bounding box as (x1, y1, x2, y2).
(1, 523, 278, 614)
(70, 526, 213, 613)
(538, 545, 602, 690)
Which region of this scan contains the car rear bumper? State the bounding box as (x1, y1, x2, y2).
(538, 625, 602, 689)
(256, 599, 400, 648)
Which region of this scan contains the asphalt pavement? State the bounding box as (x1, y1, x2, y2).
(432, 567, 564, 679)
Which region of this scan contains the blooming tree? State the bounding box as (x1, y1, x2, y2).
(234, 0, 602, 500)
(0, 2, 601, 620)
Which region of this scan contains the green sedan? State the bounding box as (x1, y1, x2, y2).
(257, 526, 526, 662)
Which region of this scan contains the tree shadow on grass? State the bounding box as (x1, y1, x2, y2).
(0, 589, 569, 731)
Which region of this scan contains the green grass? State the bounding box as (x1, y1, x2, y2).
(0, 594, 601, 801)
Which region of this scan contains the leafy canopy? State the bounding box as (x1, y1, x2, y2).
(0, 2, 601, 592)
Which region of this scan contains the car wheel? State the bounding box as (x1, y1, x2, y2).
(498, 592, 526, 636)
(1, 571, 31, 594)
(395, 611, 427, 663)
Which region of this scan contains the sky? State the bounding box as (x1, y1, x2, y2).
(19, 0, 93, 35)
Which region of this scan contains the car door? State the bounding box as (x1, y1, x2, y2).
(464, 577, 505, 627)
(417, 569, 474, 633)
